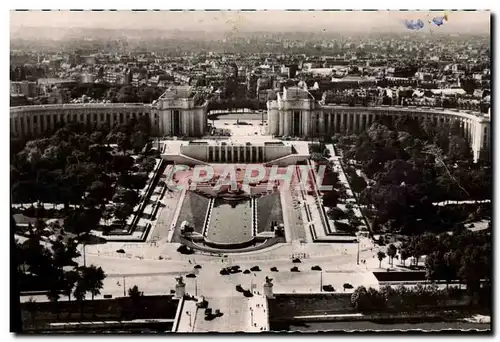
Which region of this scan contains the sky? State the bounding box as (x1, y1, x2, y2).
(10, 10, 491, 34)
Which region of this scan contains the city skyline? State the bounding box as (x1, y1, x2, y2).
(11, 10, 490, 34)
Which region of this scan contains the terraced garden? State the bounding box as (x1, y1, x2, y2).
(257, 192, 283, 233)
(171, 192, 210, 242)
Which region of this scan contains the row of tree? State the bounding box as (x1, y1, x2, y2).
(207, 96, 267, 111)
(11, 118, 159, 237)
(343, 166, 368, 194)
(11, 118, 153, 209)
(69, 84, 165, 104)
(374, 230, 491, 296)
(14, 218, 107, 318)
(334, 120, 490, 235)
(350, 284, 467, 313)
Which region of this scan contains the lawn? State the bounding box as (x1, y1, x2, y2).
(207, 199, 252, 244)
(171, 192, 210, 242)
(257, 193, 283, 233)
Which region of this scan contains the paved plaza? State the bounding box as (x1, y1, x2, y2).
(207, 199, 252, 244)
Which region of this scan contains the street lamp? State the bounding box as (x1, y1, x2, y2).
(186, 311, 192, 327)
(83, 242, 86, 267)
(194, 277, 198, 297)
(320, 271, 323, 292)
(357, 239, 360, 265)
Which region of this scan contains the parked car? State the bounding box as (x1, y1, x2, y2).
(236, 285, 244, 293)
(343, 283, 354, 290)
(243, 290, 253, 298)
(186, 273, 196, 278)
(311, 265, 322, 271)
(322, 285, 335, 292)
(270, 267, 279, 272)
(290, 266, 300, 272)
(194, 265, 202, 269)
(220, 269, 229, 275)
(229, 266, 241, 274)
(116, 249, 125, 254)
(226, 266, 241, 274)
(250, 266, 261, 272)
(292, 258, 301, 263)
(243, 269, 251, 274)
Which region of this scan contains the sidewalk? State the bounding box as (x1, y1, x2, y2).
(247, 294, 269, 332)
(176, 299, 197, 332)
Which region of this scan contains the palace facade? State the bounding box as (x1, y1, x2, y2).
(10, 86, 490, 161)
(267, 87, 490, 161)
(10, 86, 208, 139)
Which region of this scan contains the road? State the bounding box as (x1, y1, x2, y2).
(271, 320, 491, 332)
(21, 239, 379, 303)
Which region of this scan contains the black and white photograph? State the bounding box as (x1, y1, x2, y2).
(8, 9, 492, 334)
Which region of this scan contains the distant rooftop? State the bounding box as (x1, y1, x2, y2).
(283, 87, 311, 101)
(160, 86, 195, 99)
(331, 76, 377, 82)
(37, 78, 77, 85)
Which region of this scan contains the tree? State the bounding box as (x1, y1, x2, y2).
(46, 276, 61, 319)
(327, 207, 347, 220)
(322, 190, 340, 208)
(350, 175, 367, 193)
(366, 287, 386, 310)
(112, 154, 134, 175)
(101, 207, 114, 226)
(131, 131, 149, 153)
(379, 285, 397, 308)
(113, 188, 139, 207)
(114, 203, 134, 225)
(387, 244, 397, 267)
(25, 297, 37, 324)
(351, 286, 369, 311)
(73, 278, 87, 318)
(128, 285, 144, 297)
(417, 233, 440, 259)
(425, 250, 444, 283)
(458, 247, 483, 297)
(116, 85, 138, 103)
(119, 172, 149, 191)
(448, 135, 473, 162)
(139, 157, 157, 173)
(82, 265, 106, 301)
(23, 235, 54, 279)
(62, 269, 79, 302)
(400, 248, 410, 267)
(90, 131, 104, 145)
(127, 284, 144, 319)
(116, 132, 132, 152)
(377, 251, 386, 268)
(64, 209, 99, 236)
(87, 181, 110, 206)
(52, 239, 79, 269)
(310, 152, 326, 163)
(408, 236, 423, 267)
